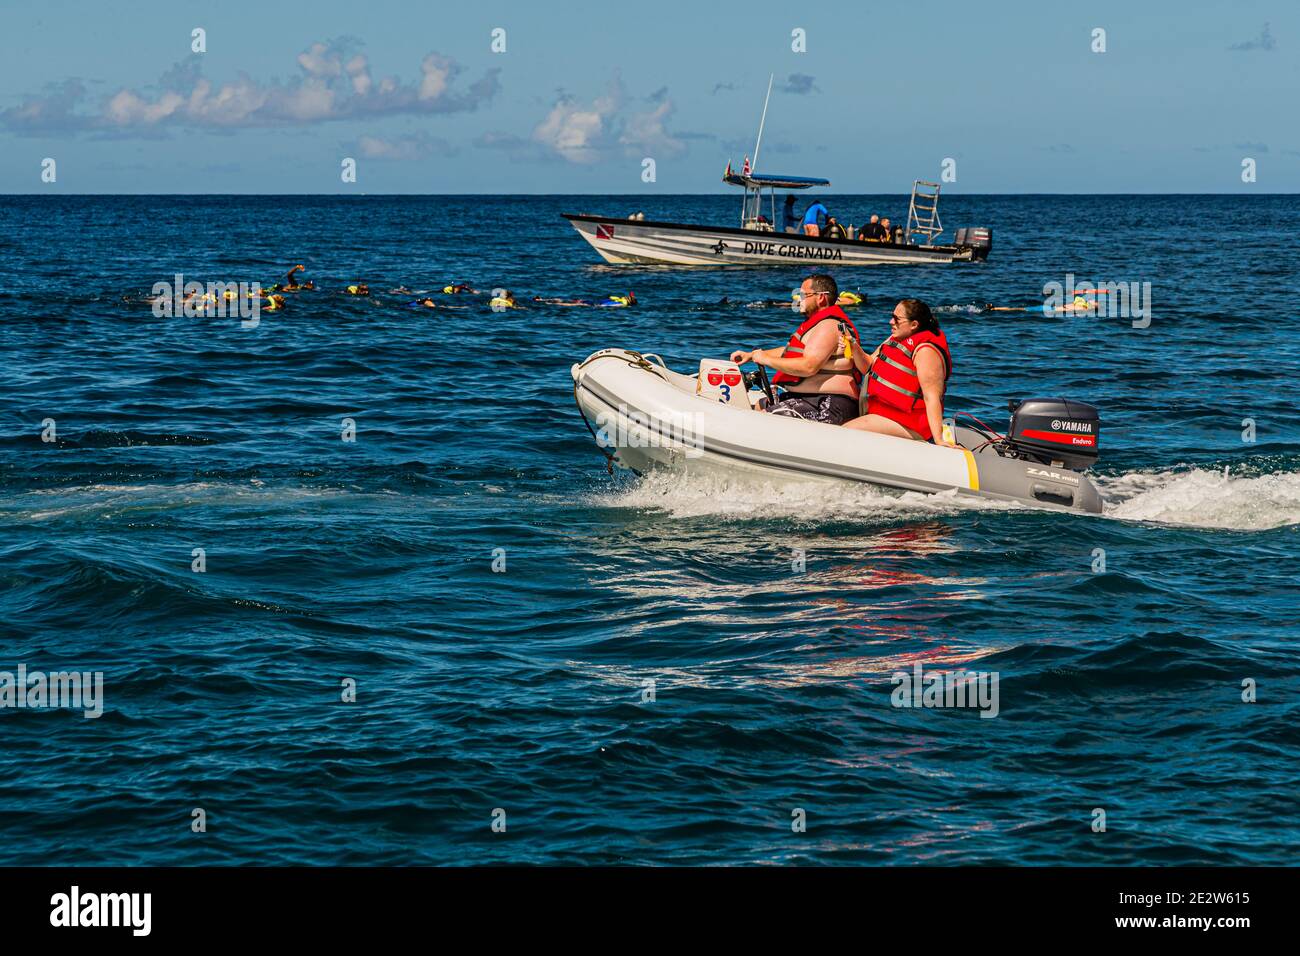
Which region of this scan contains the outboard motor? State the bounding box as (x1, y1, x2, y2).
(956, 227, 992, 260)
(1005, 398, 1100, 470)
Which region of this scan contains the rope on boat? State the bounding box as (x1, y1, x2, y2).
(572, 350, 670, 474)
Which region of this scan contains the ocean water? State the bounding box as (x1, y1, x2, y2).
(1, 194, 1297, 865)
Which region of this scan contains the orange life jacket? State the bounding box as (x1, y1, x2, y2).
(771, 305, 863, 392)
(864, 329, 952, 439)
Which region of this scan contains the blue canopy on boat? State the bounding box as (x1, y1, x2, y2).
(723, 172, 830, 189)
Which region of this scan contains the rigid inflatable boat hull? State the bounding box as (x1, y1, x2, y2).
(572, 349, 1103, 514)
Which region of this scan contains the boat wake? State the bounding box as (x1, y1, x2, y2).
(1097, 467, 1300, 531)
(588, 464, 1300, 531)
(586, 469, 1017, 522)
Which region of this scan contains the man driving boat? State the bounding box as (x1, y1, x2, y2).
(730, 273, 862, 425)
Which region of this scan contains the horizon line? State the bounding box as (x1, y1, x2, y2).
(3, 191, 1296, 197)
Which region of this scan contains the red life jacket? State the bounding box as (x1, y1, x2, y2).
(770, 305, 863, 392)
(864, 329, 952, 439)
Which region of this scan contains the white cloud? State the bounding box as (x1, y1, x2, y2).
(516, 77, 685, 165)
(1, 39, 499, 134)
(419, 54, 452, 101)
(620, 99, 685, 158)
(532, 85, 621, 164)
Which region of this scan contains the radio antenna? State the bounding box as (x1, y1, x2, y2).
(752, 73, 774, 173)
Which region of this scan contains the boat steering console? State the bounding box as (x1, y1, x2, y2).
(744, 366, 776, 406)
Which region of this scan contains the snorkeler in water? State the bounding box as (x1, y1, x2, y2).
(981, 295, 1098, 314)
(344, 283, 370, 296)
(532, 292, 635, 307)
(405, 297, 468, 309)
(279, 264, 314, 291)
(532, 296, 591, 306)
(596, 292, 636, 307)
(441, 282, 481, 294)
(716, 290, 862, 309)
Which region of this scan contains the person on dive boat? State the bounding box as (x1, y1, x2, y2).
(859, 215, 885, 242)
(842, 298, 955, 446)
(782, 195, 800, 233)
(823, 217, 848, 240)
(879, 218, 895, 243)
(801, 199, 829, 236)
(729, 273, 862, 425)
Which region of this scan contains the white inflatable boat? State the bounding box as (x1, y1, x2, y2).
(572, 348, 1105, 514)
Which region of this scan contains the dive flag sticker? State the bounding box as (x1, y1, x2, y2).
(723, 370, 742, 387)
(707, 368, 723, 386)
(596, 224, 615, 240)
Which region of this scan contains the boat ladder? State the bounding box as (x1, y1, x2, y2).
(905, 180, 943, 245)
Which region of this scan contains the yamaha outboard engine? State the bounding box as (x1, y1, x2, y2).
(1005, 398, 1100, 470)
(955, 227, 993, 260)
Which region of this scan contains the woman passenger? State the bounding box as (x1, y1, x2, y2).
(842, 299, 955, 446)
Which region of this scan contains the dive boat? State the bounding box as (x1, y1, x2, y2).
(562, 76, 991, 267)
(563, 175, 992, 267)
(572, 348, 1104, 514)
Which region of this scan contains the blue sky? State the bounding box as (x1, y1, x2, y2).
(2, 0, 1296, 192)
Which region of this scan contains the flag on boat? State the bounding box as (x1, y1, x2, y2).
(595, 223, 615, 240)
(724, 160, 732, 179)
(742, 156, 751, 175)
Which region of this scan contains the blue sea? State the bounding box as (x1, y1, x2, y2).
(1, 194, 1298, 865)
